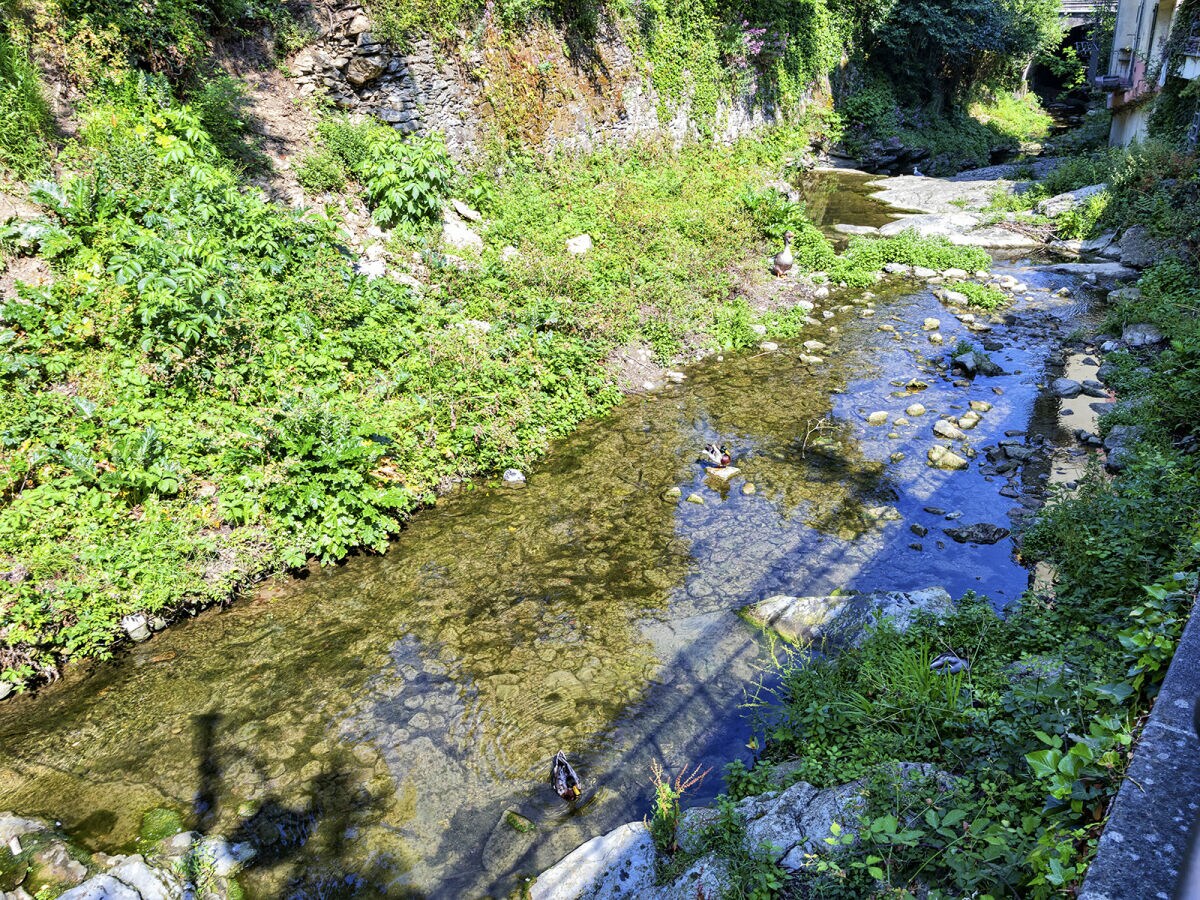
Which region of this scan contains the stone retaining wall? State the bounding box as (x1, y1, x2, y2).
(290, 3, 801, 157)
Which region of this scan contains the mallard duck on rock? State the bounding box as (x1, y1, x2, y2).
(700, 443, 731, 467)
(772, 230, 795, 276)
(551, 751, 582, 803)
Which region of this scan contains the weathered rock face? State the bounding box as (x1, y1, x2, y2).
(1121, 322, 1165, 348)
(289, 4, 800, 157)
(1117, 225, 1168, 269)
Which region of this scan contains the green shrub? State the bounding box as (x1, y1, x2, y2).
(950, 280, 1007, 310)
(358, 129, 454, 228)
(0, 28, 53, 178)
(189, 74, 258, 167)
(295, 148, 347, 194)
(1056, 190, 1109, 239)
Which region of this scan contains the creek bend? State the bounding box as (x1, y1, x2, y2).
(0, 175, 1094, 898)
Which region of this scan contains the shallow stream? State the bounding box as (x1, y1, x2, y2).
(0, 173, 1097, 898)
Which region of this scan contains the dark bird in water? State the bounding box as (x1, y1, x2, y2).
(551, 751, 582, 802)
(700, 443, 732, 467)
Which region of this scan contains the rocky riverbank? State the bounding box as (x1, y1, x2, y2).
(525, 161, 1179, 899)
(0, 813, 252, 900)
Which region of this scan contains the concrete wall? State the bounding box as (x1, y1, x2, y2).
(1105, 0, 1183, 144)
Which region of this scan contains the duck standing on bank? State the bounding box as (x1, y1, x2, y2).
(551, 751, 582, 803)
(772, 230, 794, 276)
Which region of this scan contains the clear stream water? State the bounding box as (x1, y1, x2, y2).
(0, 173, 1094, 898)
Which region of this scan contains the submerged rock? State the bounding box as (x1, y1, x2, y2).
(742, 587, 954, 645)
(927, 446, 968, 470)
(943, 523, 1010, 545)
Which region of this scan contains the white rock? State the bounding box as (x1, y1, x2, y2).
(742, 587, 953, 645)
(442, 219, 483, 254)
(450, 198, 482, 222)
(502, 469, 526, 484)
(922, 318, 940, 331)
(759, 341, 779, 352)
(56, 876, 139, 900)
(530, 822, 656, 900)
(1122, 323, 1165, 347)
(933, 419, 966, 440)
(196, 838, 255, 878)
(1035, 183, 1107, 217)
(355, 258, 386, 280)
(121, 614, 151, 643)
(565, 234, 593, 255)
(0, 814, 45, 846)
(106, 855, 180, 900)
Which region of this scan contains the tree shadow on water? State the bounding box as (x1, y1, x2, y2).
(190, 712, 419, 898)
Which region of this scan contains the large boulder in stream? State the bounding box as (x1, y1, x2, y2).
(741, 587, 954, 646)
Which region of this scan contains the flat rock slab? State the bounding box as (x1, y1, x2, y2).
(868, 175, 1011, 214)
(1035, 262, 1137, 281)
(878, 213, 980, 238)
(742, 587, 954, 645)
(530, 822, 656, 900)
(947, 227, 1042, 250)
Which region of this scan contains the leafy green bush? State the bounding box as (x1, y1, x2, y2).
(188, 74, 258, 167)
(950, 280, 1008, 310)
(244, 404, 416, 566)
(0, 28, 53, 178)
(1056, 191, 1109, 239)
(295, 148, 347, 194)
(359, 129, 454, 228)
